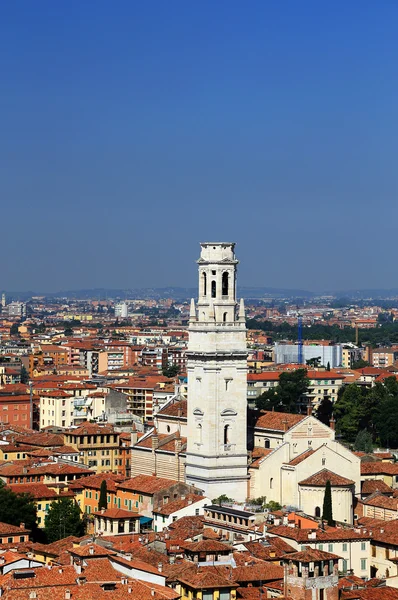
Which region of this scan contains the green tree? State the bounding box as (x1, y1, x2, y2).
(352, 359, 370, 370)
(256, 369, 309, 413)
(326, 362, 331, 371)
(20, 365, 29, 384)
(10, 323, 19, 336)
(0, 481, 38, 538)
(212, 494, 233, 506)
(374, 377, 398, 447)
(306, 357, 321, 368)
(64, 327, 74, 337)
(45, 498, 84, 543)
(98, 480, 108, 510)
(333, 384, 367, 442)
(315, 397, 333, 426)
(322, 480, 334, 526)
(265, 500, 282, 512)
(354, 430, 373, 453)
(162, 363, 180, 378)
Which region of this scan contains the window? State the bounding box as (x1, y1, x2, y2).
(264, 439, 270, 449)
(342, 559, 348, 573)
(7, 538, 12, 544)
(211, 280, 216, 298)
(202, 272, 207, 296)
(197, 423, 202, 445)
(328, 544, 333, 552)
(361, 559, 367, 571)
(361, 542, 366, 551)
(322, 458, 326, 466)
(195, 508, 200, 516)
(342, 543, 348, 552)
(315, 506, 321, 518)
(318, 544, 323, 551)
(270, 478, 273, 490)
(224, 424, 230, 445)
(371, 545, 376, 557)
(222, 272, 229, 296)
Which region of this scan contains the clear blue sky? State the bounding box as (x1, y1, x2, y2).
(1, 1, 397, 293)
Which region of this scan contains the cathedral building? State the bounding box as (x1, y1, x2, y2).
(129, 242, 360, 520)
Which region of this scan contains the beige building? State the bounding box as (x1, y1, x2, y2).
(64, 422, 120, 473)
(249, 411, 360, 523)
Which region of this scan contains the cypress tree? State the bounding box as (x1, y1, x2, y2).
(98, 480, 108, 510)
(322, 480, 334, 526)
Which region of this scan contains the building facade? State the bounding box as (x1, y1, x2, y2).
(185, 242, 248, 502)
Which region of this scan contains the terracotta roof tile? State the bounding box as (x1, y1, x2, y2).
(299, 469, 354, 487)
(255, 411, 306, 432)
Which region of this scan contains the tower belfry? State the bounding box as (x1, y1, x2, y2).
(185, 243, 248, 502)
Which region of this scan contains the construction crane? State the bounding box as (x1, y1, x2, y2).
(298, 313, 303, 365)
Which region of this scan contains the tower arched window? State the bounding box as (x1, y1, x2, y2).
(211, 280, 216, 298)
(222, 272, 229, 297)
(202, 272, 207, 296)
(223, 312, 227, 322)
(224, 424, 230, 445)
(264, 438, 270, 449)
(197, 423, 202, 444)
(270, 477, 273, 489)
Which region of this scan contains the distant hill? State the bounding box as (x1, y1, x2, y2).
(5, 287, 398, 302)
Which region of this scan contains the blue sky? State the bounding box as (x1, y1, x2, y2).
(1, 1, 397, 292)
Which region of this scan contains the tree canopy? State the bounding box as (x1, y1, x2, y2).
(98, 480, 108, 510)
(334, 377, 398, 447)
(256, 369, 309, 413)
(322, 480, 334, 526)
(162, 364, 180, 378)
(45, 498, 85, 543)
(0, 481, 38, 538)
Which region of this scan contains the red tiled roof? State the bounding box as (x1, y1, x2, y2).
(286, 546, 340, 562)
(361, 462, 398, 475)
(255, 411, 306, 432)
(92, 508, 140, 518)
(158, 398, 187, 418)
(299, 469, 354, 487)
(287, 448, 315, 466)
(362, 479, 393, 495)
(154, 494, 206, 516)
(117, 475, 179, 494)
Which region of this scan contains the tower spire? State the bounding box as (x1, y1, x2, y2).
(189, 298, 196, 323)
(238, 298, 245, 322)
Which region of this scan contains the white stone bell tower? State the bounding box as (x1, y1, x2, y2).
(185, 242, 248, 502)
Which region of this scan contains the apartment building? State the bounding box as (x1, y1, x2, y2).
(64, 422, 121, 473)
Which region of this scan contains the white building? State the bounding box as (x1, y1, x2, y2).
(115, 302, 128, 318)
(152, 494, 209, 531)
(185, 242, 248, 502)
(274, 342, 343, 368)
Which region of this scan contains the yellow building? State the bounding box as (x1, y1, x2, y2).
(64, 422, 120, 473)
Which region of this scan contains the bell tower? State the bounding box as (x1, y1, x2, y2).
(185, 243, 248, 502)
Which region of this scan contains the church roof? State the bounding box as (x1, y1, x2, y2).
(299, 469, 354, 487)
(255, 411, 306, 432)
(158, 398, 187, 418)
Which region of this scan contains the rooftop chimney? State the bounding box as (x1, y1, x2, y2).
(89, 546, 94, 555)
(329, 416, 335, 431)
(65, 591, 71, 600)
